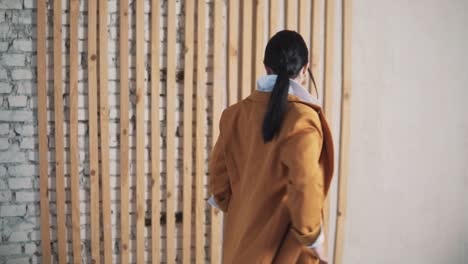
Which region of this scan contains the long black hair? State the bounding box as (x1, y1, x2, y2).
(262, 30, 309, 142)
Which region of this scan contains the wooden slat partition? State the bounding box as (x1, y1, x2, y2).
(285, 0, 298, 30)
(269, 0, 279, 37)
(254, 0, 265, 82)
(69, 0, 81, 263)
(36, 0, 352, 262)
(87, 0, 101, 262)
(195, 0, 207, 262)
(240, 0, 253, 99)
(211, 0, 223, 262)
(333, 0, 352, 262)
(37, 0, 51, 262)
(119, 0, 130, 263)
(135, 0, 145, 262)
(182, 0, 195, 263)
(98, 0, 112, 263)
(228, 0, 239, 105)
(150, 0, 161, 263)
(166, 0, 177, 263)
(53, 0, 67, 262)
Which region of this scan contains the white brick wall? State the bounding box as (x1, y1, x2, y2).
(0, 0, 219, 263)
(0, 1, 43, 262)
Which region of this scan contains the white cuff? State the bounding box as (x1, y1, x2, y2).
(207, 195, 220, 210)
(306, 223, 324, 249)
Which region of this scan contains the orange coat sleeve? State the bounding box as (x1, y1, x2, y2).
(280, 119, 324, 245)
(208, 131, 231, 212)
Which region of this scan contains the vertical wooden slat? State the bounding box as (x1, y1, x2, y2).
(269, 0, 279, 37)
(183, 0, 195, 263)
(323, 0, 334, 116)
(119, 0, 130, 263)
(69, 0, 81, 263)
(211, 0, 223, 263)
(285, 0, 298, 30)
(254, 0, 265, 83)
(333, 0, 352, 262)
(323, 0, 335, 257)
(298, 0, 308, 38)
(98, 0, 112, 263)
(135, 0, 145, 262)
(195, 0, 206, 262)
(150, 0, 161, 263)
(310, 0, 328, 255)
(309, 0, 322, 96)
(298, 0, 309, 88)
(37, 0, 51, 262)
(88, 0, 101, 262)
(166, 0, 176, 263)
(53, 0, 67, 262)
(240, 0, 253, 99)
(228, 0, 239, 104)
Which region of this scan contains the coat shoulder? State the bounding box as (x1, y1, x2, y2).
(281, 102, 323, 138)
(217, 101, 243, 132)
(288, 101, 320, 117)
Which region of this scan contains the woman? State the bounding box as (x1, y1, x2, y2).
(208, 30, 334, 264)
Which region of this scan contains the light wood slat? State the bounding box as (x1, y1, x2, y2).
(298, 0, 311, 34)
(309, 0, 322, 96)
(254, 0, 265, 84)
(98, 0, 112, 262)
(166, 0, 176, 263)
(211, 0, 223, 263)
(240, 0, 253, 99)
(53, 0, 67, 262)
(228, 0, 239, 105)
(87, 0, 101, 262)
(285, 0, 298, 30)
(195, 0, 206, 262)
(323, 0, 335, 257)
(135, 0, 145, 262)
(298, 0, 308, 37)
(182, 0, 195, 263)
(69, 0, 81, 263)
(333, 0, 352, 262)
(119, 0, 130, 263)
(269, 0, 279, 37)
(309, 0, 327, 252)
(37, 0, 51, 262)
(150, 0, 161, 263)
(323, 0, 334, 116)
(303, 2, 333, 257)
(298, 0, 309, 88)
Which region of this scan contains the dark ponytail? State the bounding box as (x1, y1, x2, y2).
(262, 30, 309, 142)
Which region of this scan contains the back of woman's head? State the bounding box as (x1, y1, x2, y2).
(262, 30, 309, 142)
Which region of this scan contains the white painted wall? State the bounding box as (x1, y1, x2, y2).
(344, 0, 468, 263)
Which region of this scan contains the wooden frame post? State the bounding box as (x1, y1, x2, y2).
(37, 0, 51, 262)
(333, 0, 352, 262)
(119, 0, 130, 263)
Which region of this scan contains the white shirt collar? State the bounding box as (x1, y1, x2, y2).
(256, 75, 321, 105)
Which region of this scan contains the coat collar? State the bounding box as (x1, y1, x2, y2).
(251, 75, 321, 106)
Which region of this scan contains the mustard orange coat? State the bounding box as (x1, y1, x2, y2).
(208, 90, 334, 264)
